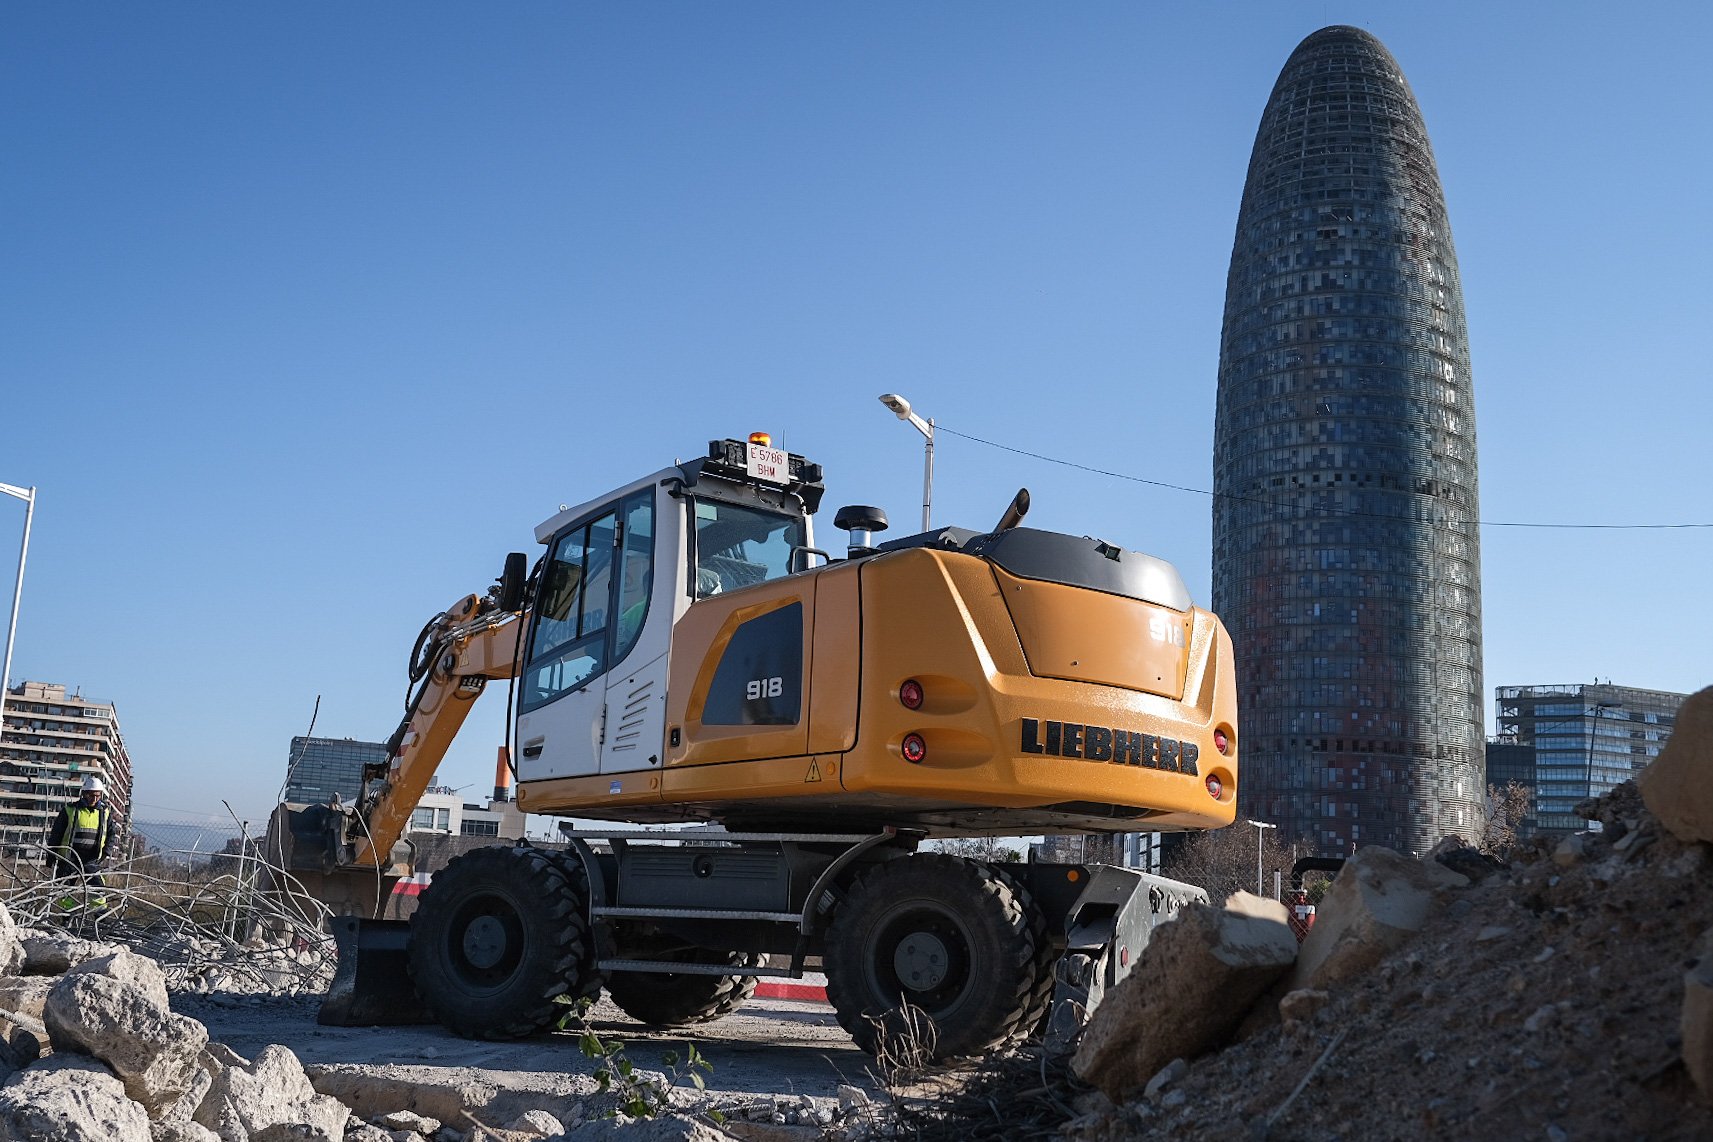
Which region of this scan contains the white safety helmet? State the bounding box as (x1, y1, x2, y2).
(80, 775, 104, 794)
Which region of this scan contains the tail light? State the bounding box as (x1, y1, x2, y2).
(1214, 728, 1231, 754)
(901, 733, 927, 764)
(1205, 774, 1223, 800)
(899, 679, 924, 710)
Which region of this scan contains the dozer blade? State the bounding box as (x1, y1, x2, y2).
(319, 917, 434, 1027)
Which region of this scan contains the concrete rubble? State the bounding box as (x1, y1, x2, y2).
(1034, 773, 1713, 1140)
(0, 884, 853, 1141)
(1288, 844, 1466, 992)
(1072, 890, 1297, 1098)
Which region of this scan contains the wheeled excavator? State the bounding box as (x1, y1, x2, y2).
(277, 434, 1238, 1059)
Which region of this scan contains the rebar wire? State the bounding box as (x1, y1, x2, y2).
(1, 843, 337, 997)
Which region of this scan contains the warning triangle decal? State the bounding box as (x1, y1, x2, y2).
(805, 760, 822, 783)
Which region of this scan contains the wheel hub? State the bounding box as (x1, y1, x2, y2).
(893, 931, 950, 992)
(462, 915, 509, 970)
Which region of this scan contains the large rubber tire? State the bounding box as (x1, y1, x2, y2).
(604, 947, 762, 1027)
(546, 851, 608, 1007)
(407, 845, 594, 1039)
(824, 853, 1050, 1060)
(990, 864, 1057, 1040)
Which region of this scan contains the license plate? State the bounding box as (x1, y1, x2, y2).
(746, 443, 788, 483)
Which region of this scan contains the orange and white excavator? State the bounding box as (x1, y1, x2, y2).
(278, 433, 1238, 1058)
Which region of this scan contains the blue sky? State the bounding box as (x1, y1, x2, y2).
(3, 3, 1708, 831)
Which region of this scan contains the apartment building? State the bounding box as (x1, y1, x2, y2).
(0, 680, 134, 856)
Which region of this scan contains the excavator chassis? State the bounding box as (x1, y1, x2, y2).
(319, 828, 1206, 1060)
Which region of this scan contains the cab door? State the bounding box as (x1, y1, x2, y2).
(601, 490, 672, 774)
(515, 507, 619, 781)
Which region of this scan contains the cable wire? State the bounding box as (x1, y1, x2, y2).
(936, 426, 1713, 530)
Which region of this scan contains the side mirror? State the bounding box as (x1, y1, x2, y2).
(497, 552, 528, 613)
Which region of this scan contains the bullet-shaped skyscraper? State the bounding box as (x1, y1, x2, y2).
(1213, 27, 1483, 856)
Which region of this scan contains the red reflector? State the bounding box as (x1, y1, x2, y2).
(901, 733, 927, 764)
(1214, 728, 1230, 754)
(899, 679, 924, 710)
(1205, 774, 1223, 799)
(1119, 946, 1129, 968)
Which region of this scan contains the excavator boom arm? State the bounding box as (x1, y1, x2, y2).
(351, 608, 525, 869)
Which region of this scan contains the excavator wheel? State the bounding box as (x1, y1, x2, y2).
(407, 845, 595, 1040)
(546, 851, 608, 1006)
(824, 853, 1051, 1061)
(990, 863, 1058, 1040)
(604, 946, 763, 1027)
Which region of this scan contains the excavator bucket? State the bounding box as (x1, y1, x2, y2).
(319, 917, 433, 1026)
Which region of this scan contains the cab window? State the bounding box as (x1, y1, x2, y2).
(522, 510, 616, 711)
(692, 499, 805, 599)
(614, 492, 654, 662)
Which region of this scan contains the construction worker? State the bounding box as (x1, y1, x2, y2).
(46, 775, 111, 910)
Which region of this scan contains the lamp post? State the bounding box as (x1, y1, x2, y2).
(0, 482, 35, 703)
(877, 394, 934, 532)
(1246, 818, 1277, 897)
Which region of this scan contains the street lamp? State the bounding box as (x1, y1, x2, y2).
(0, 481, 35, 704)
(878, 394, 934, 532)
(1246, 819, 1277, 897)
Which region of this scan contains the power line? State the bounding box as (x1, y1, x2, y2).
(937, 426, 1713, 531)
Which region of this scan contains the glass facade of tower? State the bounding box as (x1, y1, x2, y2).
(1213, 27, 1483, 856)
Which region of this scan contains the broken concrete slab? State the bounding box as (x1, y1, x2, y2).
(16, 931, 122, 976)
(0, 1053, 152, 1141)
(1290, 846, 1457, 992)
(1072, 891, 1297, 1099)
(150, 1122, 221, 1142)
(374, 1108, 442, 1133)
(42, 970, 210, 1116)
(193, 1044, 348, 1142)
(0, 907, 23, 979)
(63, 948, 173, 1012)
(0, 976, 53, 1023)
(1639, 686, 1713, 844)
(564, 1114, 732, 1140)
(0, 1012, 42, 1067)
(308, 1062, 601, 1131)
(504, 1109, 565, 1135)
(1424, 836, 1504, 883)
(1683, 928, 1713, 1097)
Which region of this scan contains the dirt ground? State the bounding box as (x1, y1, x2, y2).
(1042, 781, 1713, 1141)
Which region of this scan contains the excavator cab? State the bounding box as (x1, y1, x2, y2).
(513, 438, 822, 785)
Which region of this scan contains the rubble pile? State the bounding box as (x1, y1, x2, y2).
(870, 686, 1713, 1141)
(4, 851, 337, 997)
(0, 907, 745, 1140)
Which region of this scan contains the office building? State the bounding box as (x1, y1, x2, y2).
(410, 785, 526, 839)
(1213, 26, 1485, 857)
(283, 736, 389, 807)
(0, 681, 134, 856)
(1494, 683, 1685, 834)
